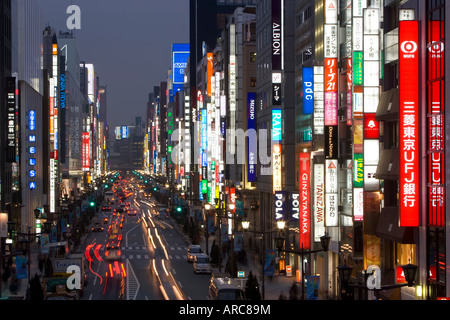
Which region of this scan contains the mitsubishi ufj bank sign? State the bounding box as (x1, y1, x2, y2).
(399, 20, 419, 227)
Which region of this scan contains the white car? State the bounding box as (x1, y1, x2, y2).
(187, 245, 202, 263)
(193, 253, 211, 274)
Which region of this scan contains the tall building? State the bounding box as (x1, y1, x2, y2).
(17, 0, 44, 232)
(57, 31, 87, 200)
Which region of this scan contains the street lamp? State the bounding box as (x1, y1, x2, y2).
(241, 219, 285, 300)
(337, 259, 418, 300)
(274, 230, 330, 300)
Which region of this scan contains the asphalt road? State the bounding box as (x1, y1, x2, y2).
(80, 194, 211, 300)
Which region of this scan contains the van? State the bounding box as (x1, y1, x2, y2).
(193, 253, 211, 274)
(187, 244, 202, 262)
(208, 273, 245, 300)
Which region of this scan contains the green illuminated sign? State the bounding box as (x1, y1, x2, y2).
(353, 51, 363, 86)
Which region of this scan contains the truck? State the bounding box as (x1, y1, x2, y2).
(105, 191, 115, 204)
(45, 252, 86, 299)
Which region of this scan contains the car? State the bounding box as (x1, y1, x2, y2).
(193, 253, 211, 274)
(92, 222, 103, 232)
(187, 245, 202, 263)
(127, 209, 137, 216)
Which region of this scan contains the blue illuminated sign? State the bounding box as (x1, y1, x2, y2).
(302, 67, 314, 114)
(121, 126, 129, 139)
(29, 135, 36, 142)
(172, 44, 190, 85)
(29, 170, 36, 178)
(29, 110, 36, 131)
(29, 158, 36, 166)
(248, 93, 257, 182)
(272, 109, 282, 142)
(29, 147, 36, 154)
(29, 181, 36, 189)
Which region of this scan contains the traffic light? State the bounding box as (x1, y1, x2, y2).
(90, 201, 95, 207)
(176, 206, 182, 213)
(153, 187, 157, 192)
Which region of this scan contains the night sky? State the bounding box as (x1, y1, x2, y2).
(37, 0, 189, 130)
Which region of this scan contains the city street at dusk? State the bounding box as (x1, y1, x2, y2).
(0, 0, 449, 316)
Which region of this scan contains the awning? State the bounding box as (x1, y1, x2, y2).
(375, 206, 415, 244)
(375, 148, 399, 180)
(375, 88, 399, 121)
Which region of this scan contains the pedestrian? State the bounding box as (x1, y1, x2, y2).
(289, 282, 299, 300)
(278, 292, 287, 300)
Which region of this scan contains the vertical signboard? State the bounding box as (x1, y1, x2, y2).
(6, 77, 16, 162)
(399, 20, 419, 227)
(325, 159, 338, 226)
(248, 93, 257, 182)
(273, 144, 282, 193)
(272, 0, 283, 71)
(274, 191, 286, 221)
(303, 67, 314, 115)
(289, 192, 300, 222)
(82, 132, 90, 171)
(313, 66, 324, 134)
(324, 58, 338, 126)
(299, 153, 311, 249)
(427, 20, 445, 226)
(314, 164, 325, 242)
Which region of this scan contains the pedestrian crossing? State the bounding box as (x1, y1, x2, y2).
(99, 245, 189, 261)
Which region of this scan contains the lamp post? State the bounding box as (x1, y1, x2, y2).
(241, 218, 285, 300)
(274, 231, 330, 300)
(203, 203, 211, 256)
(337, 259, 418, 300)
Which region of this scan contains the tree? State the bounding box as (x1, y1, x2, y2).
(225, 253, 238, 278)
(244, 271, 261, 300)
(29, 273, 44, 301)
(210, 240, 220, 266)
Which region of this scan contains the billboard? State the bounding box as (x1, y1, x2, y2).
(299, 153, 311, 249)
(272, 0, 283, 70)
(303, 67, 314, 114)
(427, 20, 445, 226)
(172, 43, 190, 85)
(248, 93, 257, 182)
(314, 164, 325, 242)
(399, 20, 419, 227)
(82, 132, 90, 171)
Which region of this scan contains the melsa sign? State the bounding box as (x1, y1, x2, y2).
(399, 20, 419, 227)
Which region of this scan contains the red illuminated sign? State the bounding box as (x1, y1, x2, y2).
(299, 153, 311, 249)
(82, 132, 90, 171)
(399, 21, 419, 227)
(427, 20, 445, 226)
(324, 58, 338, 126)
(364, 113, 379, 139)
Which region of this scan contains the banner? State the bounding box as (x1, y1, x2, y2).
(399, 20, 419, 227)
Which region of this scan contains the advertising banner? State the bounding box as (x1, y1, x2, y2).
(272, 0, 282, 71)
(274, 191, 286, 221)
(399, 20, 419, 227)
(299, 153, 311, 249)
(314, 164, 325, 242)
(248, 93, 257, 182)
(303, 67, 314, 114)
(427, 20, 445, 226)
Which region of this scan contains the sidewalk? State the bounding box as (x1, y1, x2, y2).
(194, 232, 300, 300)
(0, 244, 42, 300)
